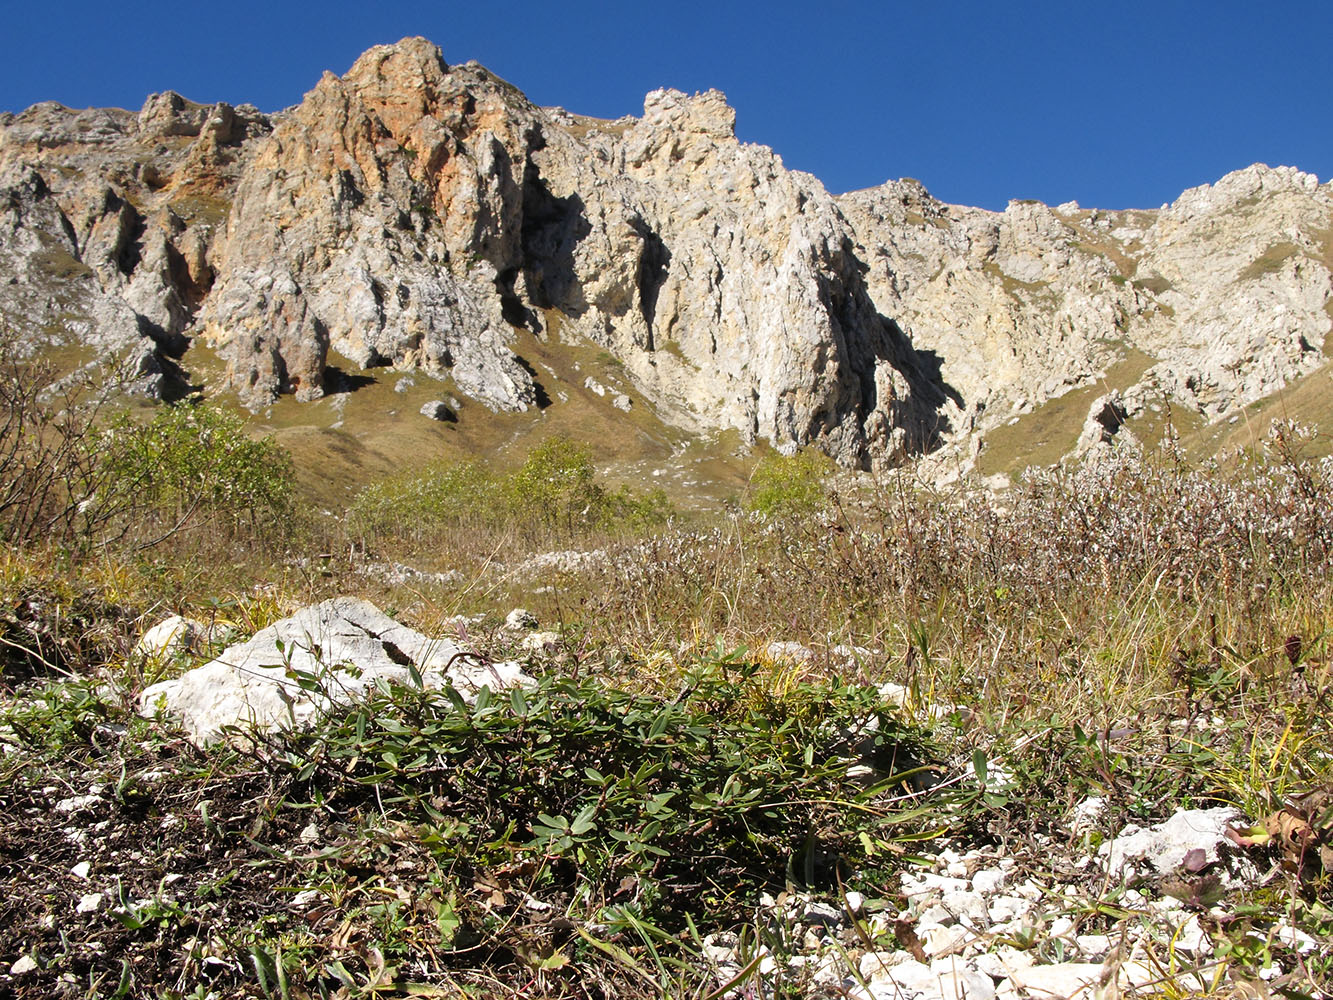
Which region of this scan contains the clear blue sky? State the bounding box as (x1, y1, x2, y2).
(3, 1, 1328, 211)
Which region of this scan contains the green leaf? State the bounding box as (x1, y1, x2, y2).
(248, 945, 277, 998)
(112, 908, 146, 931)
(535, 812, 569, 831)
(570, 804, 598, 836)
(972, 749, 988, 784)
(647, 709, 672, 739)
(443, 685, 466, 711)
(436, 894, 462, 948)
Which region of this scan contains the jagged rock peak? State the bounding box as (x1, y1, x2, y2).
(2, 37, 1330, 476)
(641, 87, 737, 139)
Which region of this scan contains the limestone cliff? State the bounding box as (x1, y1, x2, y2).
(2, 37, 1329, 472)
(839, 165, 1333, 463)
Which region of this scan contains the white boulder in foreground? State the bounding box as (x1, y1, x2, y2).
(133, 615, 212, 659)
(139, 597, 532, 743)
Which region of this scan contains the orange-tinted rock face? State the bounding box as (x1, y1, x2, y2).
(3, 38, 1330, 471)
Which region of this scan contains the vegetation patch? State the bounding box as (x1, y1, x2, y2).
(349, 436, 671, 551)
(976, 348, 1155, 477)
(1239, 242, 1304, 281)
(2, 329, 1331, 995)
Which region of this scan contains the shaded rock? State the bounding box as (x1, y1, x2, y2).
(1066, 795, 1108, 835)
(1074, 391, 1133, 456)
(139, 597, 531, 742)
(419, 399, 455, 421)
(505, 608, 539, 630)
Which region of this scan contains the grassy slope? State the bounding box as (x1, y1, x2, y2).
(184, 334, 754, 514)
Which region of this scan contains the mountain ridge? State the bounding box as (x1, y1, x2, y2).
(2, 37, 1330, 482)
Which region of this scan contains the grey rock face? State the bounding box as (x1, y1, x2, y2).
(839, 165, 1333, 472)
(0, 88, 269, 394)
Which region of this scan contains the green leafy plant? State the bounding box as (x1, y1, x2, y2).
(101, 400, 294, 538)
(745, 449, 833, 519)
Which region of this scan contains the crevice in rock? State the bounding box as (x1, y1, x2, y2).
(519, 157, 591, 317)
(630, 218, 671, 343)
(512, 354, 551, 409)
(495, 267, 538, 331)
(116, 212, 146, 277)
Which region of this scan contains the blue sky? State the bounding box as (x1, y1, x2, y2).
(3, 2, 1327, 211)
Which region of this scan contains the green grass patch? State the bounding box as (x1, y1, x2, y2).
(1239, 242, 1304, 281)
(976, 348, 1156, 477)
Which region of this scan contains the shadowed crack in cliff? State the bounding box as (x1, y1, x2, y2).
(519, 150, 591, 317)
(630, 218, 671, 342)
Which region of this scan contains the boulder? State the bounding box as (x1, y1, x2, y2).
(1101, 806, 1244, 877)
(134, 615, 211, 659)
(419, 399, 455, 421)
(139, 597, 532, 743)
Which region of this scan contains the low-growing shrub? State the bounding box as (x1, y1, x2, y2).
(350, 459, 496, 542)
(745, 449, 833, 519)
(348, 435, 672, 550)
(0, 331, 294, 553)
(101, 401, 294, 539)
(272, 648, 933, 937)
(0, 346, 119, 546)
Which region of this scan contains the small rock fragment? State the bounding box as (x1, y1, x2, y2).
(1102, 806, 1243, 877)
(76, 892, 103, 913)
(419, 400, 454, 421)
(505, 608, 539, 630)
(10, 955, 38, 975)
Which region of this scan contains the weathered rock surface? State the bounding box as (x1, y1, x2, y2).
(132, 615, 215, 660)
(1101, 805, 1245, 878)
(3, 37, 1330, 471)
(0, 92, 269, 394)
(139, 597, 531, 742)
(840, 165, 1333, 473)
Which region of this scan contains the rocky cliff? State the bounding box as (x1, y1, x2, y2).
(2, 38, 1330, 473)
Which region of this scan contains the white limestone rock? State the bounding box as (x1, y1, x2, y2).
(505, 608, 539, 630)
(1007, 960, 1158, 999)
(519, 631, 562, 655)
(9, 955, 38, 975)
(765, 640, 816, 664)
(971, 867, 1006, 894)
(419, 399, 455, 421)
(1101, 806, 1244, 877)
(134, 615, 213, 660)
(139, 597, 532, 743)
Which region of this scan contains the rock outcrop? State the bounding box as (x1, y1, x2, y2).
(2, 38, 1330, 470)
(139, 597, 532, 743)
(839, 164, 1333, 463)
